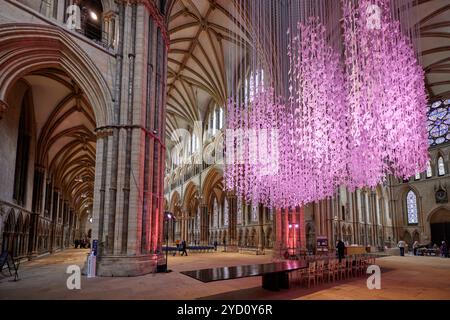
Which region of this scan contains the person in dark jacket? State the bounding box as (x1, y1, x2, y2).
(337, 240, 346, 262)
(181, 240, 188, 256)
(441, 241, 449, 258)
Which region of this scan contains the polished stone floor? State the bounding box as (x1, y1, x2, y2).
(1, 249, 449, 300)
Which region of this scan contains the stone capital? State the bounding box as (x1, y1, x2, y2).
(95, 128, 114, 139)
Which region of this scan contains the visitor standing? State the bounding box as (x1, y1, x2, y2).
(441, 241, 448, 258)
(413, 241, 419, 256)
(213, 240, 218, 251)
(398, 240, 406, 256)
(337, 240, 346, 262)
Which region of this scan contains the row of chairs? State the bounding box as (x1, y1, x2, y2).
(162, 246, 215, 253)
(188, 246, 216, 253)
(290, 255, 376, 288)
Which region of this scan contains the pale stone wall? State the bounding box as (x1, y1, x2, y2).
(391, 144, 450, 246)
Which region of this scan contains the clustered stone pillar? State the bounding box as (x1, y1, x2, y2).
(199, 203, 207, 245)
(226, 193, 238, 252)
(29, 165, 45, 257)
(273, 206, 306, 258)
(91, 0, 169, 276)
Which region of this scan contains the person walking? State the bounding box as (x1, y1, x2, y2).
(213, 240, 218, 251)
(441, 241, 448, 258)
(181, 240, 188, 256)
(336, 240, 346, 263)
(398, 239, 406, 256)
(413, 241, 419, 256)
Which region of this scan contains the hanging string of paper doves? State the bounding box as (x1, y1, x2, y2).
(224, 0, 428, 209)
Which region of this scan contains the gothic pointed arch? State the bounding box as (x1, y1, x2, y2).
(0, 24, 113, 127)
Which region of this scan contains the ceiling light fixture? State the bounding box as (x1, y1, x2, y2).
(90, 11, 98, 21)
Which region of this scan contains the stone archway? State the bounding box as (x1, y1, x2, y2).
(429, 207, 450, 245)
(0, 24, 113, 258)
(0, 24, 113, 125)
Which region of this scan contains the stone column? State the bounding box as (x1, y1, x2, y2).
(200, 203, 208, 244)
(29, 165, 45, 257)
(91, 1, 169, 276)
(298, 206, 306, 249)
(256, 205, 264, 252)
(274, 208, 283, 257)
(226, 193, 238, 252)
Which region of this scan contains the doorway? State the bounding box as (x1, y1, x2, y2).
(430, 208, 450, 245)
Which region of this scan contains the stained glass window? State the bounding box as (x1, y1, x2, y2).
(191, 134, 199, 153)
(438, 156, 446, 176)
(237, 198, 242, 224)
(406, 190, 418, 225)
(245, 69, 265, 104)
(428, 99, 450, 146)
(213, 199, 218, 227)
(196, 208, 200, 230)
(223, 200, 229, 226)
(251, 204, 258, 222)
(219, 107, 224, 129)
(212, 108, 217, 135)
(426, 161, 433, 178)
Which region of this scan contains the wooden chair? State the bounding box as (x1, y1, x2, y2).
(325, 259, 337, 283)
(316, 260, 325, 285)
(345, 257, 353, 279)
(338, 258, 347, 280)
(289, 267, 305, 287)
(303, 261, 316, 288)
(352, 257, 361, 277)
(359, 256, 368, 276)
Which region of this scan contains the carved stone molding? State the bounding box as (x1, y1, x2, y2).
(95, 128, 114, 139)
(0, 100, 8, 120)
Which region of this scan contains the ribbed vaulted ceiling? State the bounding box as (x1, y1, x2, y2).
(166, 0, 249, 149)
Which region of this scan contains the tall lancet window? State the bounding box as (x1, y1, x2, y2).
(219, 107, 224, 129)
(426, 161, 433, 178)
(223, 200, 229, 227)
(251, 204, 258, 222)
(245, 69, 265, 104)
(196, 207, 200, 231)
(406, 190, 419, 225)
(213, 199, 218, 228)
(13, 90, 32, 206)
(237, 198, 243, 225)
(438, 156, 446, 176)
(191, 133, 199, 154)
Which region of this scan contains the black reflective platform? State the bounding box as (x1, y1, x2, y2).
(180, 260, 307, 291)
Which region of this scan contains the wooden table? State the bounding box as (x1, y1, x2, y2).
(345, 246, 367, 255)
(181, 260, 308, 291)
